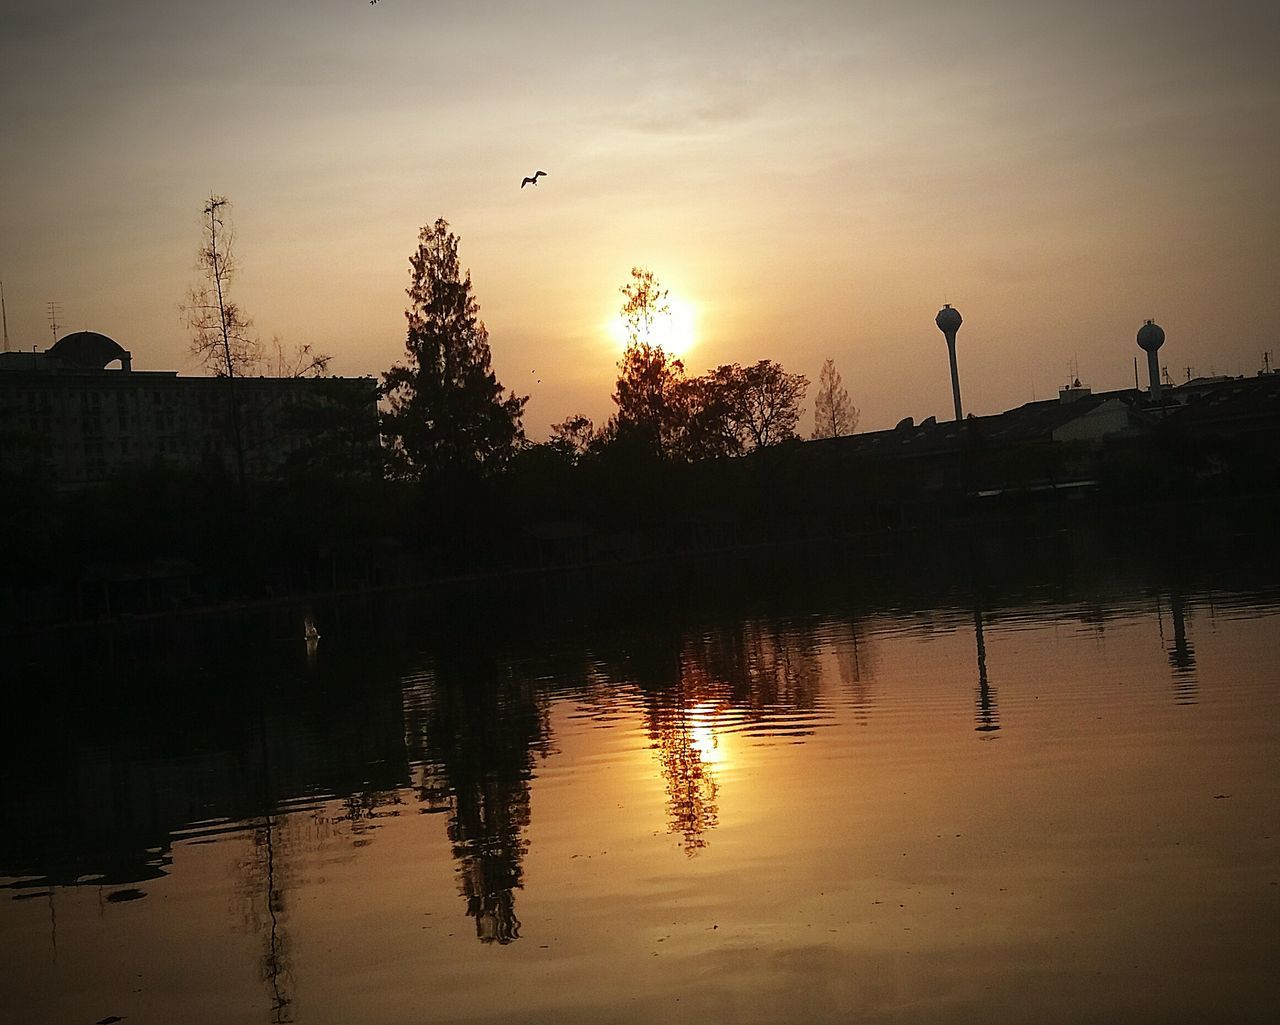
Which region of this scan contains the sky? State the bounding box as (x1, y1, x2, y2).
(2, 0, 1277, 437)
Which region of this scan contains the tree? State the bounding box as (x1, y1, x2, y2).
(183, 200, 329, 380)
(610, 267, 686, 459)
(268, 336, 331, 379)
(723, 360, 809, 450)
(185, 195, 261, 379)
(548, 414, 596, 463)
(382, 218, 527, 479)
(674, 369, 741, 461)
(184, 195, 258, 489)
(671, 361, 808, 460)
(620, 266, 670, 347)
(811, 358, 858, 439)
(182, 196, 333, 491)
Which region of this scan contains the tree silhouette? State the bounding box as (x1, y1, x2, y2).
(183, 195, 258, 489)
(811, 358, 858, 439)
(610, 268, 686, 460)
(619, 266, 670, 347)
(382, 218, 527, 479)
(548, 413, 596, 462)
(185, 195, 260, 381)
(718, 360, 809, 450)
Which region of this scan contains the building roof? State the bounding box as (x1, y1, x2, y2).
(1165, 373, 1280, 432)
(46, 331, 131, 369)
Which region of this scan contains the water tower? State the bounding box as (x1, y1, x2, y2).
(935, 304, 964, 421)
(1137, 319, 1165, 402)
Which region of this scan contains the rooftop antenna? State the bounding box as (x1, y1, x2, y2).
(46, 300, 62, 346)
(1264, 351, 1272, 375)
(0, 279, 9, 352)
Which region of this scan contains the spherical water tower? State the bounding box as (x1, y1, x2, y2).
(1137, 319, 1165, 401)
(935, 304, 964, 421)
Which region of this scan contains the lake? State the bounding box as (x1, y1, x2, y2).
(2, 524, 1278, 1024)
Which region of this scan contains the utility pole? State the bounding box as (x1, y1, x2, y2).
(1, 279, 10, 352)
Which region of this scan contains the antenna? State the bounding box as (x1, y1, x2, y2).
(46, 300, 63, 346)
(1133, 355, 1139, 390)
(1264, 351, 1273, 375)
(0, 279, 9, 352)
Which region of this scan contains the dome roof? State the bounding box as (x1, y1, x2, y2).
(48, 331, 131, 369)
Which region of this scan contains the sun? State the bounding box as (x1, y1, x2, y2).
(609, 296, 698, 359)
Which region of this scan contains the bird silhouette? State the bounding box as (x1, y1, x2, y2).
(521, 170, 548, 188)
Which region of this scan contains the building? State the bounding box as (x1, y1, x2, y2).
(0, 331, 378, 485)
(799, 367, 1280, 506)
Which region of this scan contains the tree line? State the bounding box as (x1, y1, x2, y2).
(0, 202, 869, 622)
(184, 199, 860, 486)
(375, 219, 859, 484)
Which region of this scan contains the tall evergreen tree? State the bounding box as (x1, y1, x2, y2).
(382, 219, 527, 479)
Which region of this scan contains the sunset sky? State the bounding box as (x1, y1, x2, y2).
(2, 0, 1276, 436)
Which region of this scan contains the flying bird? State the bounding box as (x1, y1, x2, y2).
(521, 170, 548, 188)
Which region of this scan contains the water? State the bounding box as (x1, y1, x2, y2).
(3, 536, 1279, 1024)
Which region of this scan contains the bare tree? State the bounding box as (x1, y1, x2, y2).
(182, 197, 333, 490)
(268, 336, 331, 379)
(185, 195, 260, 378)
(183, 195, 257, 488)
(811, 358, 858, 439)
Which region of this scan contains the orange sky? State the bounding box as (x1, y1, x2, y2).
(2, 0, 1277, 436)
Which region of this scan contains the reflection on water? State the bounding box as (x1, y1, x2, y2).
(236, 816, 294, 1023)
(1161, 588, 1199, 705)
(650, 695, 721, 854)
(403, 656, 550, 944)
(2, 529, 1279, 1024)
(972, 605, 1000, 733)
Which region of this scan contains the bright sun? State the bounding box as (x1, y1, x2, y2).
(610, 296, 698, 358)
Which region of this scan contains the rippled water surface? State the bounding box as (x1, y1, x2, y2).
(3, 543, 1279, 1024)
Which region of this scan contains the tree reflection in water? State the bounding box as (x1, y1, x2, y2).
(649, 689, 722, 855)
(636, 619, 826, 853)
(403, 656, 552, 944)
(235, 814, 295, 1024)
